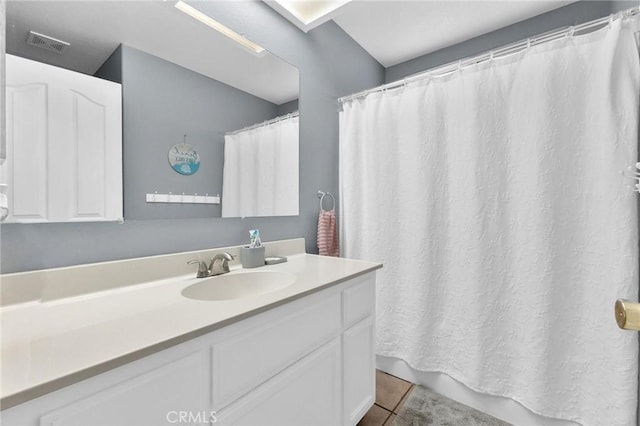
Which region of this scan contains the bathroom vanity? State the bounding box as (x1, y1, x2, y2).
(0, 239, 381, 425)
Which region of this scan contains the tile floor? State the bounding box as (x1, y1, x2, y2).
(357, 370, 415, 426)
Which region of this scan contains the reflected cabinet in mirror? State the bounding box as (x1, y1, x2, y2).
(4, 0, 299, 222)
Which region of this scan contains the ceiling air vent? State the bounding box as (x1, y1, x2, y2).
(26, 31, 70, 54)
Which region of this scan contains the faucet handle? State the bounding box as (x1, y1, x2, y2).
(188, 260, 210, 278)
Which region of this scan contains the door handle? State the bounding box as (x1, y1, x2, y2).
(615, 299, 640, 330)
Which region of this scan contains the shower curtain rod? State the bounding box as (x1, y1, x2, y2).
(338, 6, 640, 104)
(225, 111, 299, 135)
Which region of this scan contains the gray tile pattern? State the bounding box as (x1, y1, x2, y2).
(359, 371, 511, 426)
(393, 386, 512, 426)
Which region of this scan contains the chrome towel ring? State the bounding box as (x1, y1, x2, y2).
(317, 190, 335, 211)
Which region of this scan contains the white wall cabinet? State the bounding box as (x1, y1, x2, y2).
(2, 54, 122, 223)
(0, 273, 376, 426)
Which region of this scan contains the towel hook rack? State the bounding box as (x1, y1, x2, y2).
(317, 190, 335, 211)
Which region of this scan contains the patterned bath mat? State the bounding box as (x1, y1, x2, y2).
(393, 386, 512, 426)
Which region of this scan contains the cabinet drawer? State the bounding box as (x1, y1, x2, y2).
(212, 292, 341, 409)
(343, 273, 375, 328)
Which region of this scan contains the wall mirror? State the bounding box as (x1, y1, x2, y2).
(5, 0, 299, 221)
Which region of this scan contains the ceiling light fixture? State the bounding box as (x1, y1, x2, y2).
(174, 1, 265, 55)
(264, 0, 352, 33)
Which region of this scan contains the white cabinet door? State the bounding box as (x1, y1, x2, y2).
(3, 80, 48, 221)
(3, 54, 122, 223)
(218, 339, 343, 426)
(212, 291, 341, 410)
(38, 350, 210, 426)
(343, 317, 375, 426)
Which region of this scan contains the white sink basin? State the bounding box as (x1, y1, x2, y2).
(181, 271, 296, 301)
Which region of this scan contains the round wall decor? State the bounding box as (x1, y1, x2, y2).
(168, 142, 200, 175)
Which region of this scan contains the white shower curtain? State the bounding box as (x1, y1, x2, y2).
(340, 18, 640, 426)
(222, 115, 299, 217)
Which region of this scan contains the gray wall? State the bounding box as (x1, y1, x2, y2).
(97, 45, 280, 220)
(0, 1, 383, 273)
(95, 45, 121, 84)
(386, 1, 639, 83)
(277, 99, 299, 116)
(0, 0, 6, 163)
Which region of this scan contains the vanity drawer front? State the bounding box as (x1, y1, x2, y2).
(343, 273, 376, 328)
(212, 291, 341, 410)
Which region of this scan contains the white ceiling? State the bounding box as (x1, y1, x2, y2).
(5, 1, 299, 105)
(331, 1, 576, 67)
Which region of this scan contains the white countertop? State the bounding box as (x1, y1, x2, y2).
(1, 247, 381, 409)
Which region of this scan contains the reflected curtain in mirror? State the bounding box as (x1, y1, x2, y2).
(222, 114, 299, 217)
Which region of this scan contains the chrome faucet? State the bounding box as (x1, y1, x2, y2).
(188, 252, 235, 278)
